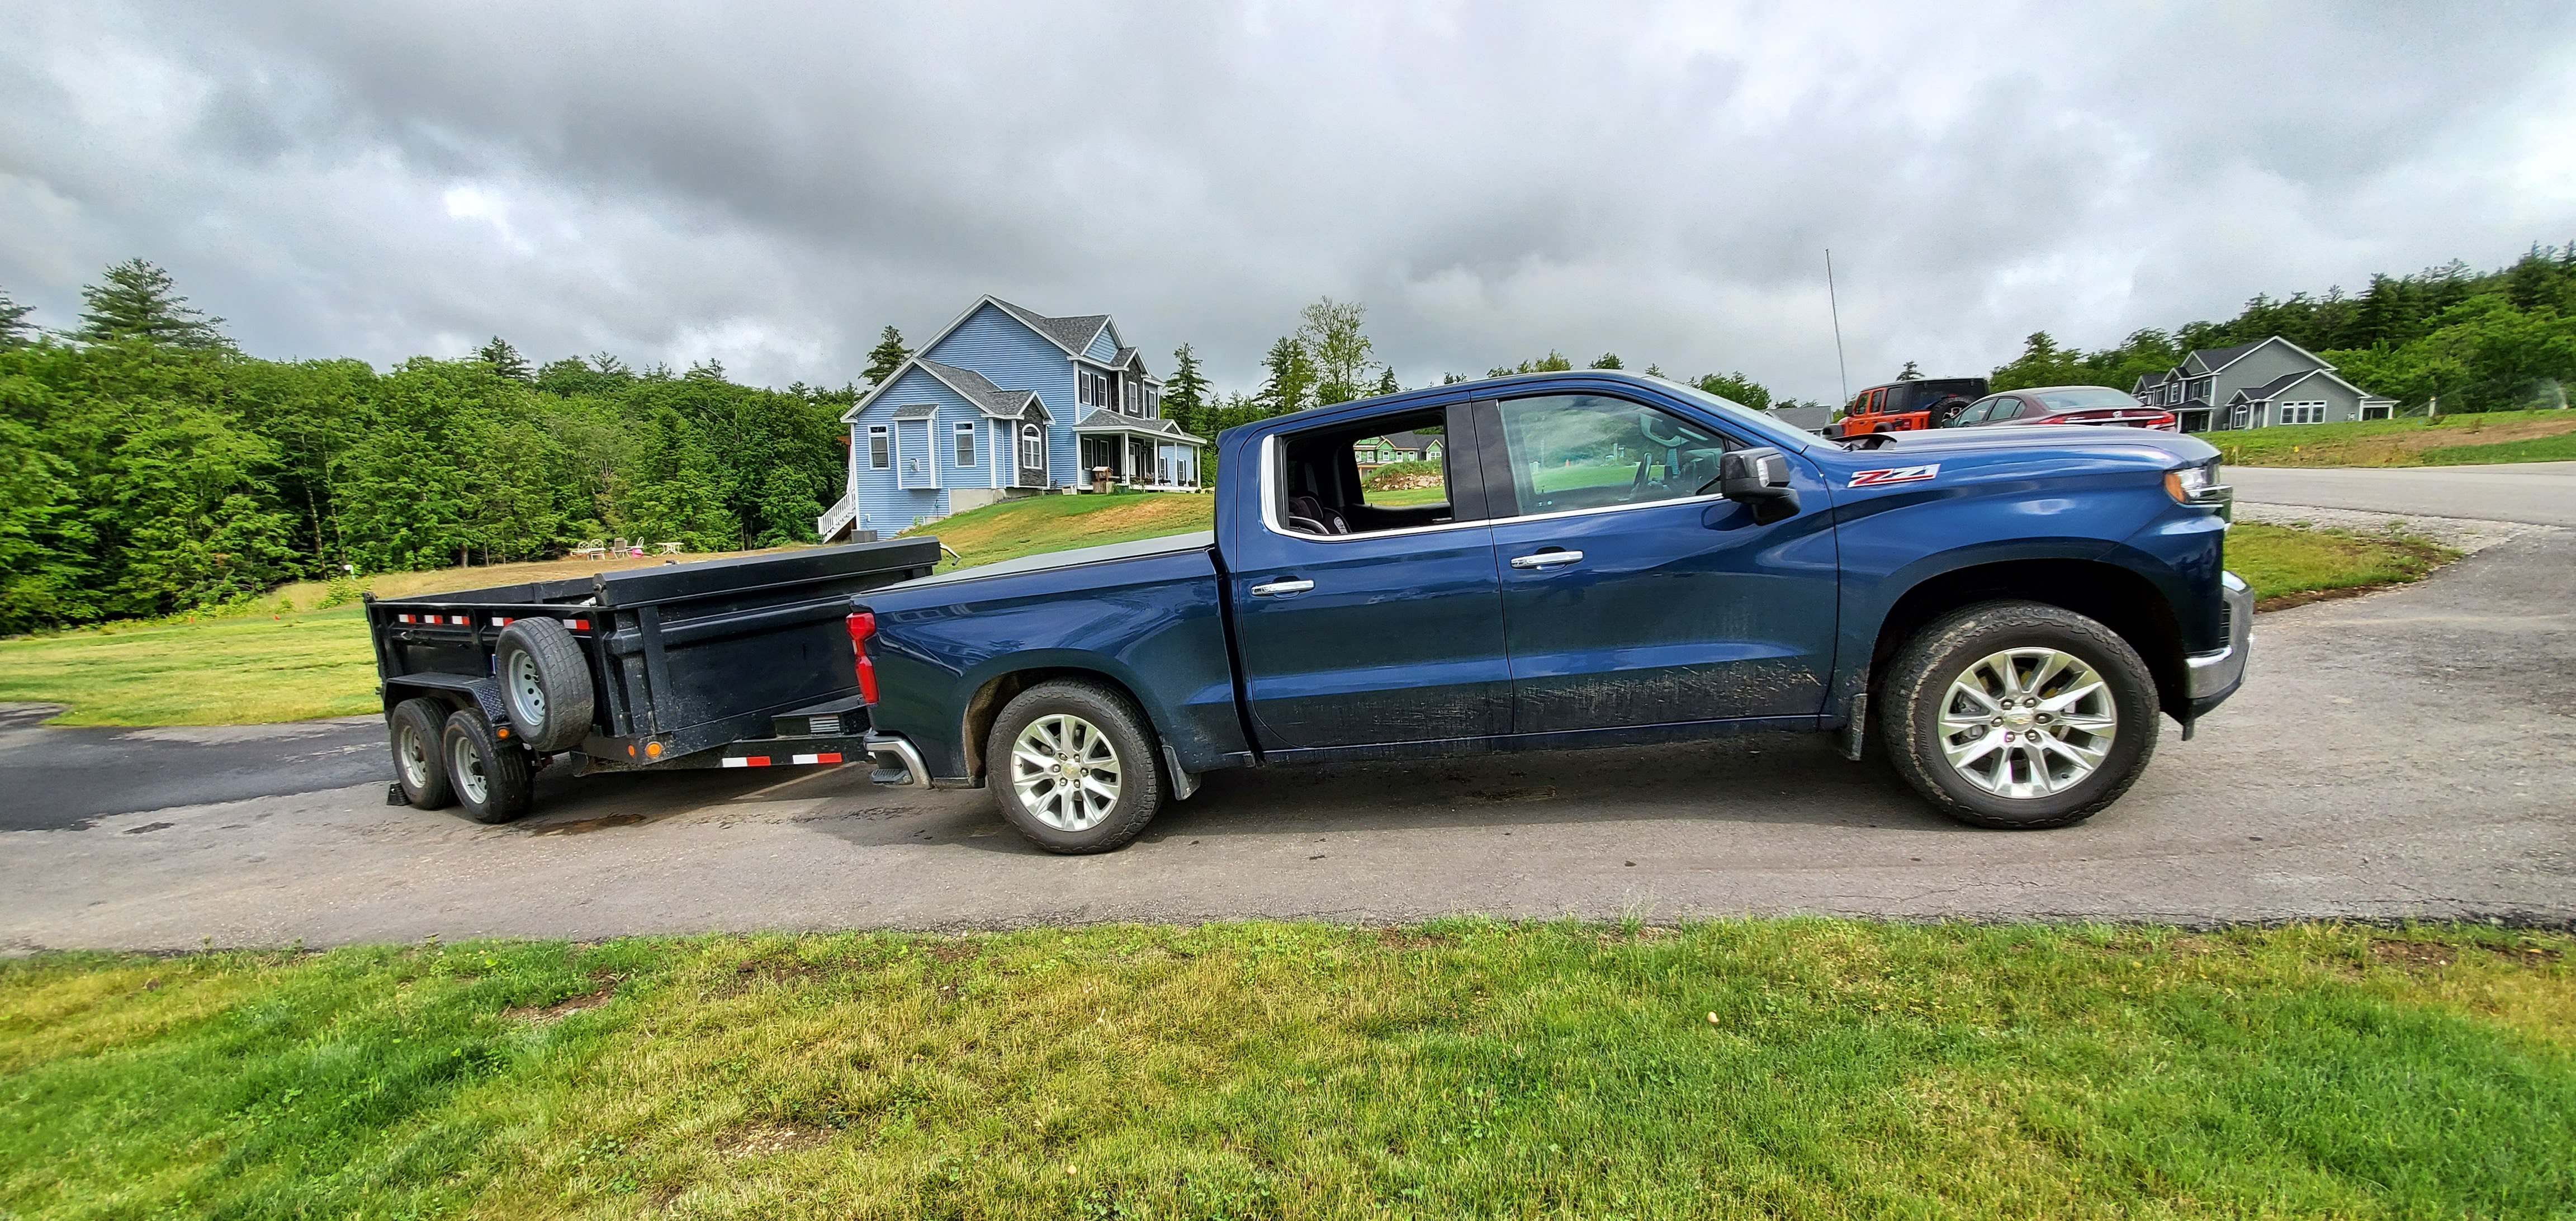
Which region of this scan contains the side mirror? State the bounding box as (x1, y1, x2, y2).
(1717, 447, 1800, 524)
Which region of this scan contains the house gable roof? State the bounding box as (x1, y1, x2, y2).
(840, 354, 1053, 423)
(2181, 335, 2337, 379)
(2224, 366, 2369, 403)
(983, 297, 1114, 358)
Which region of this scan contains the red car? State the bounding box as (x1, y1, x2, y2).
(1944, 385, 2179, 432)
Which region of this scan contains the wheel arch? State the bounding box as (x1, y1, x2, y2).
(1867, 558, 2187, 719)
(958, 665, 1164, 787)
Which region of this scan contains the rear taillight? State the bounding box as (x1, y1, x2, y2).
(845, 611, 878, 704)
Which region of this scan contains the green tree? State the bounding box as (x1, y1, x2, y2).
(1164, 343, 1212, 435)
(1489, 351, 1573, 376)
(0, 287, 34, 348)
(75, 259, 230, 350)
(1257, 336, 1316, 414)
(1988, 332, 2089, 392)
(0, 415, 97, 630)
(1692, 372, 1773, 411)
(863, 326, 911, 386)
(1589, 352, 1623, 370)
(1298, 297, 1376, 407)
(109, 405, 299, 612)
(1372, 367, 1400, 396)
(477, 336, 531, 381)
(1894, 361, 1923, 380)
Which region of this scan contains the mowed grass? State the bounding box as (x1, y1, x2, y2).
(3, 921, 2569, 1219)
(0, 550, 792, 726)
(2227, 522, 2457, 606)
(2205, 408, 2576, 467)
(903, 491, 1213, 571)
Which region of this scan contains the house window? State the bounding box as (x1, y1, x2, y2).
(2279, 401, 2326, 425)
(954, 421, 976, 467)
(868, 425, 890, 469)
(1146, 387, 1160, 418)
(2360, 404, 2392, 420)
(2190, 378, 2212, 401)
(2165, 384, 2181, 405)
(1021, 423, 1045, 473)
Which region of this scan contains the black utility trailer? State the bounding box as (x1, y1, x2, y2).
(362, 538, 938, 822)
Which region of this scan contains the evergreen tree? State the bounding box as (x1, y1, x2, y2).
(1372, 367, 1400, 396)
(1589, 352, 1623, 370)
(1895, 361, 1924, 380)
(863, 325, 911, 386)
(1164, 343, 1213, 435)
(1257, 336, 1316, 414)
(0, 287, 34, 348)
(1488, 351, 1573, 377)
(477, 336, 531, 381)
(75, 259, 230, 349)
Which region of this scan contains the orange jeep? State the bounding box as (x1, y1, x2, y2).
(1833, 377, 1988, 438)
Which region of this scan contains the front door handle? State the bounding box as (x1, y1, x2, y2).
(1251, 578, 1315, 597)
(1509, 550, 1584, 570)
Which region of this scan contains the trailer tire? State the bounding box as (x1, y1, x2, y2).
(442, 708, 534, 824)
(986, 679, 1164, 854)
(496, 617, 593, 753)
(387, 697, 455, 810)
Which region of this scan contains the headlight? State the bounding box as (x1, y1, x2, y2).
(2164, 461, 2231, 517)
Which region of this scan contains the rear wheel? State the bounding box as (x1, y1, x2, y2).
(387, 698, 454, 809)
(1878, 600, 2158, 829)
(441, 708, 534, 824)
(986, 680, 1164, 854)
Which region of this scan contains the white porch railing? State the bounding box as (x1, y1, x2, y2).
(816, 489, 858, 542)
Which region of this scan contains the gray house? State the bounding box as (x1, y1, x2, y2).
(2133, 336, 2397, 433)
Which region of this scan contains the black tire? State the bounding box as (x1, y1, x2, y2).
(495, 617, 593, 753)
(441, 708, 534, 824)
(1878, 600, 2158, 829)
(985, 680, 1164, 854)
(387, 697, 456, 810)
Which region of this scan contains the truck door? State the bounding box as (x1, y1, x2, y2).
(1478, 391, 1840, 733)
(1225, 400, 1511, 750)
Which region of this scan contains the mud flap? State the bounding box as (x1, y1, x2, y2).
(1836, 693, 1868, 762)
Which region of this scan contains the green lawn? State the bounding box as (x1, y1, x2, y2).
(2227, 522, 2456, 606)
(2204, 409, 2576, 467)
(4, 921, 2569, 1219)
(903, 490, 1213, 572)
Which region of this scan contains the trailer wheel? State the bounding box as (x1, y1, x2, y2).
(442, 708, 534, 824)
(387, 697, 455, 810)
(986, 679, 1164, 854)
(496, 617, 594, 753)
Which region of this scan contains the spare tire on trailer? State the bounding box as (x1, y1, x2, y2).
(495, 617, 594, 753)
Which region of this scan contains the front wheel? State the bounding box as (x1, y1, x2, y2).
(1878, 600, 2158, 829)
(986, 680, 1164, 854)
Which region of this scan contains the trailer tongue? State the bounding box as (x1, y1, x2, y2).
(365, 537, 938, 822)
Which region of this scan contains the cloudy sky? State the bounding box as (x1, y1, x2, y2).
(5, 1, 2574, 401)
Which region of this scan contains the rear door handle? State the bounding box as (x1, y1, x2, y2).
(1251, 578, 1314, 597)
(1509, 550, 1584, 569)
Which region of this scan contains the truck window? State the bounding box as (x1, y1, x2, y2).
(1491, 394, 1731, 517)
(1273, 407, 1457, 537)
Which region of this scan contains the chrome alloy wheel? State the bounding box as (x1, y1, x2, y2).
(449, 732, 489, 805)
(1010, 713, 1121, 831)
(507, 650, 546, 725)
(1936, 647, 2118, 799)
(398, 723, 432, 789)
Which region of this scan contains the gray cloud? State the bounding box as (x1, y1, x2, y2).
(3, 0, 2573, 399)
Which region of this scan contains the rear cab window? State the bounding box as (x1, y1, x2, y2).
(1270, 405, 1465, 538)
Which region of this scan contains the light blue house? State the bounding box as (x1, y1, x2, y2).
(817, 295, 1207, 541)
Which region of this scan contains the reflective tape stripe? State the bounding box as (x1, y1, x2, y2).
(491, 617, 512, 627)
(790, 753, 844, 765)
(721, 756, 773, 768)
(561, 618, 590, 630)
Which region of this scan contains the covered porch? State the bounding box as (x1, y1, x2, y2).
(1074, 415, 1206, 491)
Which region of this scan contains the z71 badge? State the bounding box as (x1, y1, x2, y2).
(1848, 463, 1940, 487)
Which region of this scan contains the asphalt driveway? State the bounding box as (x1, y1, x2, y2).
(4, 522, 2570, 949)
(2227, 459, 2576, 526)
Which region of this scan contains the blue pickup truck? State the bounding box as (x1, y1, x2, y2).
(851, 371, 2247, 853)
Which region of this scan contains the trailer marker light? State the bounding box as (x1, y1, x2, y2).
(846, 612, 879, 704)
(491, 617, 512, 627)
(645, 741, 662, 758)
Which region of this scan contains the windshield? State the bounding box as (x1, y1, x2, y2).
(1646, 376, 1817, 451)
(2029, 387, 2139, 411)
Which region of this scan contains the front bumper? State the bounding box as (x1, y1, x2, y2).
(2184, 570, 2252, 717)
